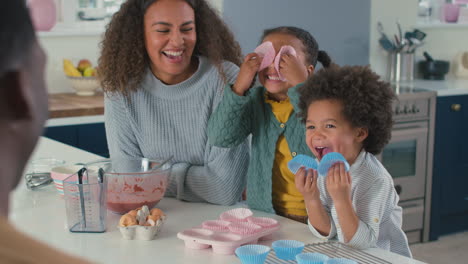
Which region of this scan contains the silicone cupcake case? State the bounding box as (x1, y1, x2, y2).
(177, 208, 280, 255)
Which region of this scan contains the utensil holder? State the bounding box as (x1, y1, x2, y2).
(388, 52, 415, 82)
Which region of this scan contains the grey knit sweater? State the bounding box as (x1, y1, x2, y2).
(104, 56, 249, 205)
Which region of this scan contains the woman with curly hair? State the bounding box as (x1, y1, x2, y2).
(295, 65, 412, 257)
(98, 0, 249, 205)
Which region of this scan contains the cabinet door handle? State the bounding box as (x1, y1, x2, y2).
(451, 104, 461, 112)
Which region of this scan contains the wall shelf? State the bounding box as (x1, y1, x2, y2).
(416, 20, 468, 29)
(37, 21, 108, 37)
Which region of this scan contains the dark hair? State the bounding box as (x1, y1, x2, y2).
(0, 0, 36, 76)
(99, 0, 242, 96)
(261, 26, 332, 69)
(298, 65, 396, 154)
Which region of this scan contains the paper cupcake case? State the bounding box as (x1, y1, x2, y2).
(177, 208, 280, 255)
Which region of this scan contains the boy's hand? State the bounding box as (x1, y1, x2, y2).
(326, 163, 352, 205)
(295, 167, 320, 202)
(278, 53, 308, 87)
(232, 53, 261, 96)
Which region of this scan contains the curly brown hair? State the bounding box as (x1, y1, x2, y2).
(297, 65, 396, 154)
(98, 0, 242, 96)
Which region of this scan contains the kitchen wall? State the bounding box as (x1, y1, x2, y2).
(370, 0, 468, 79)
(223, 0, 370, 67)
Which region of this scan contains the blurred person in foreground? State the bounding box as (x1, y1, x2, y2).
(0, 1, 91, 263)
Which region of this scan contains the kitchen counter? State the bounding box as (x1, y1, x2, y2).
(396, 79, 468, 96)
(47, 92, 104, 127)
(48, 92, 104, 118)
(9, 137, 425, 264)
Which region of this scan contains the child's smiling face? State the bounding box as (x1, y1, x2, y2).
(305, 99, 367, 165)
(259, 33, 309, 100)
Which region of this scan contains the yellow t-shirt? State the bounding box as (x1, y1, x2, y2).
(265, 95, 307, 216)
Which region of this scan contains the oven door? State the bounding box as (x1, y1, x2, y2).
(377, 121, 428, 201)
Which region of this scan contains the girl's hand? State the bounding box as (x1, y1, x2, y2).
(326, 163, 352, 205)
(278, 53, 309, 87)
(232, 53, 261, 96)
(295, 167, 320, 202)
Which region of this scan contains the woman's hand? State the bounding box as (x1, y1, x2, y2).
(278, 53, 308, 87)
(326, 163, 352, 205)
(232, 53, 261, 96)
(295, 167, 320, 202)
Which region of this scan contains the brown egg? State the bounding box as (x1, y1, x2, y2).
(150, 208, 165, 217)
(119, 214, 138, 227)
(147, 214, 160, 222)
(127, 210, 138, 217)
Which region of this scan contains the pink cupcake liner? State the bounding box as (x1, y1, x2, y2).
(202, 220, 231, 231)
(220, 208, 253, 222)
(228, 222, 262, 235)
(247, 217, 279, 228)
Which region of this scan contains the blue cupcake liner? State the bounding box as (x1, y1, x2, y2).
(235, 244, 270, 264)
(272, 240, 305, 261)
(288, 155, 318, 174)
(325, 258, 358, 264)
(296, 252, 329, 264)
(317, 152, 350, 176)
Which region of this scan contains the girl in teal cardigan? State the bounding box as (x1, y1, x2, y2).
(208, 26, 332, 222)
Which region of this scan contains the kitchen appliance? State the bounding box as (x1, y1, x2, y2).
(454, 51, 468, 78)
(418, 51, 450, 80)
(377, 85, 436, 243)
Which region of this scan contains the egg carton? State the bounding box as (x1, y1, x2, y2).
(118, 205, 166, 240)
(177, 208, 280, 255)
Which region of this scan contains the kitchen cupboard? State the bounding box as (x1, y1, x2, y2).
(44, 122, 109, 158)
(430, 94, 468, 240)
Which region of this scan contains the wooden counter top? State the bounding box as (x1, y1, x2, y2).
(48, 92, 104, 118)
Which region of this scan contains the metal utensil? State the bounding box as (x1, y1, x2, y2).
(77, 167, 87, 228)
(413, 29, 427, 41)
(377, 22, 395, 51)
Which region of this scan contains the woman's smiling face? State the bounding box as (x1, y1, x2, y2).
(305, 99, 367, 165)
(144, 0, 197, 84)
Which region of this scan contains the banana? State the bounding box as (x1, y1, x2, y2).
(63, 59, 82, 77)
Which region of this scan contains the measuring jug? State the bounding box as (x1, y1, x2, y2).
(63, 168, 107, 233)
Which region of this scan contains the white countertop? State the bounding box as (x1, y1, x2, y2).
(397, 79, 468, 96)
(9, 137, 425, 264)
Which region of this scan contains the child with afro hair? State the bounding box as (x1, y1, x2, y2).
(295, 65, 412, 257)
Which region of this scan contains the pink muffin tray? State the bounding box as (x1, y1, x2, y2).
(177, 208, 280, 255)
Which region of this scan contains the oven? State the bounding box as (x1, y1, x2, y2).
(381, 121, 428, 201)
(376, 87, 436, 243)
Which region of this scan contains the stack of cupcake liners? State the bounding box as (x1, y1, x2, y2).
(288, 152, 349, 176)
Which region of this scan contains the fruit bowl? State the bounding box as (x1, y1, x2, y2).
(67, 76, 100, 96)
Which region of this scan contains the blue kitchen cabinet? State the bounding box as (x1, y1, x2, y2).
(430, 95, 468, 240)
(44, 123, 109, 158)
